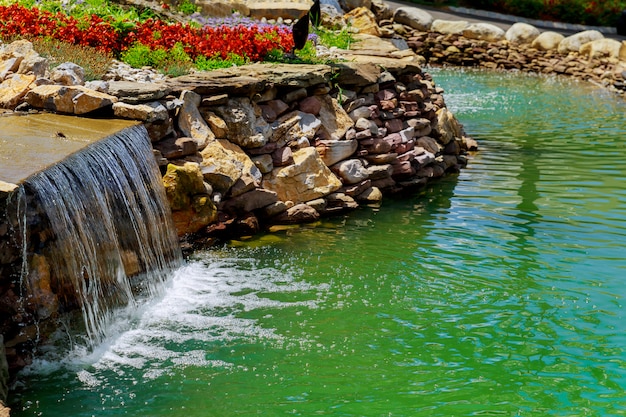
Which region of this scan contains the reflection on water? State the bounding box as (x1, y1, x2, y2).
(12, 69, 626, 416)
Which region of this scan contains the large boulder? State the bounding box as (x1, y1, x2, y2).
(393, 6, 433, 31)
(557, 30, 604, 54)
(344, 7, 381, 37)
(162, 162, 217, 236)
(317, 95, 355, 140)
(0, 74, 35, 109)
(531, 31, 565, 51)
(272, 111, 322, 147)
(431, 19, 469, 35)
(462, 23, 505, 42)
(579, 38, 623, 59)
(330, 158, 369, 184)
(24, 85, 117, 114)
(200, 139, 261, 196)
(262, 147, 342, 203)
(178, 90, 215, 150)
(505, 22, 540, 45)
(433, 108, 463, 145)
(212, 97, 272, 149)
(316, 139, 358, 166)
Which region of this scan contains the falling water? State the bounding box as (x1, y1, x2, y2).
(15, 124, 182, 348)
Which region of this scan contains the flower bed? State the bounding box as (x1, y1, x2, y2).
(0, 3, 294, 64)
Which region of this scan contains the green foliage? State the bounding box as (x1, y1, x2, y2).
(28, 37, 114, 80)
(194, 52, 248, 71)
(121, 42, 193, 76)
(177, 0, 197, 15)
(316, 26, 354, 50)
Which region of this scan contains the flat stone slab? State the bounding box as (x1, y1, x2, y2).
(0, 113, 138, 187)
(167, 63, 332, 95)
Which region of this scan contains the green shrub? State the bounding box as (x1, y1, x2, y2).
(194, 53, 248, 71)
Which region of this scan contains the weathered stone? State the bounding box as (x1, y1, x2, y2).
(393, 6, 433, 31)
(414, 150, 436, 167)
(154, 137, 198, 160)
(316, 139, 358, 166)
(221, 188, 279, 214)
(355, 186, 383, 204)
(325, 192, 358, 211)
(349, 106, 373, 121)
(318, 95, 355, 140)
(113, 101, 168, 123)
(558, 30, 604, 54)
(272, 111, 322, 146)
(360, 137, 392, 154)
(213, 97, 272, 148)
(331, 158, 369, 184)
(345, 7, 381, 37)
(531, 31, 565, 51)
(106, 80, 171, 103)
(24, 85, 117, 114)
(272, 146, 295, 167)
(463, 23, 505, 42)
(416, 136, 442, 155)
(283, 87, 308, 103)
(299, 96, 322, 115)
(162, 162, 206, 211)
(407, 118, 432, 137)
(331, 62, 381, 87)
(200, 139, 261, 194)
(580, 38, 623, 59)
(171, 194, 218, 237)
(366, 163, 393, 180)
(200, 109, 229, 138)
(0, 57, 21, 81)
(178, 90, 215, 150)
(145, 119, 174, 142)
(17, 53, 47, 78)
(341, 179, 371, 197)
(252, 154, 274, 174)
(505, 22, 540, 45)
(271, 203, 320, 224)
(266, 99, 289, 117)
(260, 200, 289, 218)
(431, 19, 469, 35)
(433, 108, 462, 145)
(262, 147, 342, 203)
(363, 152, 397, 164)
(0, 74, 35, 109)
(50, 62, 85, 86)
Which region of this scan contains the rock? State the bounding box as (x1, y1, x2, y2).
(171, 194, 218, 237)
(393, 6, 433, 31)
(272, 146, 295, 167)
(299, 96, 322, 115)
(366, 163, 393, 180)
(272, 111, 322, 147)
(178, 90, 215, 150)
(620, 41, 626, 62)
(431, 19, 469, 35)
(325, 192, 358, 211)
(345, 7, 381, 37)
(416, 136, 442, 155)
(531, 31, 565, 51)
(252, 154, 273, 174)
(50, 62, 85, 86)
(154, 137, 198, 159)
(271, 203, 320, 224)
(558, 30, 604, 54)
(0, 74, 35, 109)
(112, 101, 168, 123)
(371, 0, 393, 20)
(0, 57, 21, 81)
(24, 84, 117, 114)
(162, 162, 206, 211)
(200, 139, 261, 195)
(248, 2, 310, 20)
(433, 108, 462, 145)
(340, 0, 371, 10)
(163, 162, 217, 236)
(213, 97, 272, 148)
(316, 139, 358, 166)
(145, 119, 174, 142)
(106, 80, 171, 103)
(462, 23, 505, 42)
(200, 109, 229, 139)
(579, 38, 623, 59)
(262, 147, 342, 203)
(355, 186, 382, 203)
(221, 188, 279, 214)
(331, 158, 369, 184)
(318, 95, 355, 140)
(505, 22, 540, 45)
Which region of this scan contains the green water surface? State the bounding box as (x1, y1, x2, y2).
(12, 69, 626, 416)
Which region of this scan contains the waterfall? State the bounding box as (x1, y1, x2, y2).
(15, 124, 182, 348)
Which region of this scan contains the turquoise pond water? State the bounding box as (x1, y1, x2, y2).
(12, 68, 626, 416)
